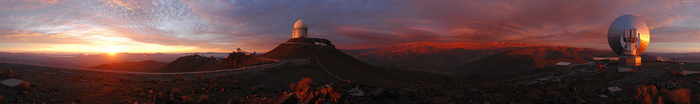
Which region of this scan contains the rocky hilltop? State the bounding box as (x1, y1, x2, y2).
(155, 54, 219, 72)
(262, 38, 466, 86)
(200, 52, 277, 71)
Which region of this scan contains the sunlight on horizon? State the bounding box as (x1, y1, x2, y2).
(1, 0, 699, 54)
(0, 34, 224, 53)
(0, 43, 217, 54)
(106, 45, 121, 55)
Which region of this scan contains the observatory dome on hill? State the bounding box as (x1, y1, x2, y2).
(262, 20, 336, 59)
(259, 20, 465, 86)
(292, 20, 308, 38)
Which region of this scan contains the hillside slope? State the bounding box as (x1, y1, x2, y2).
(448, 46, 613, 82)
(154, 53, 278, 72)
(89, 60, 168, 72)
(262, 38, 467, 86)
(200, 52, 278, 71)
(154, 55, 219, 72)
(342, 41, 618, 72)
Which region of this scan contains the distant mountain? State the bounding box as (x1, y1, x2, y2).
(646, 52, 700, 61)
(155, 54, 219, 72)
(86, 52, 276, 72)
(341, 41, 570, 72)
(89, 60, 168, 72)
(0, 52, 182, 67)
(200, 52, 277, 71)
(344, 41, 543, 56)
(153, 52, 275, 72)
(341, 41, 623, 82)
(447, 46, 606, 82)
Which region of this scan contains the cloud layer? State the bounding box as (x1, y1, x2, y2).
(0, 0, 698, 53)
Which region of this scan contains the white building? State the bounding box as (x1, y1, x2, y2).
(292, 20, 308, 38)
(555, 62, 572, 76)
(655, 56, 669, 62)
(315, 42, 327, 46)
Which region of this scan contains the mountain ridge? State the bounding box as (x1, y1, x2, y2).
(341, 41, 556, 71)
(341, 41, 619, 82)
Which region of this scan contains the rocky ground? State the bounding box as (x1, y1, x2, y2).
(0, 64, 329, 103)
(2, 61, 700, 103)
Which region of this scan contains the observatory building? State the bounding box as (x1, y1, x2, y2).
(607, 15, 650, 67)
(281, 20, 335, 48)
(292, 20, 308, 38)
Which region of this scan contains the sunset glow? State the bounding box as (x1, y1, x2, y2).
(2, 1, 700, 103)
(0, 0, 699, 53)
(106, 46, 120, 55)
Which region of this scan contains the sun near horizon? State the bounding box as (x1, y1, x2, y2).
(106, 46, 120, 55)
(107, 48, 119, 55)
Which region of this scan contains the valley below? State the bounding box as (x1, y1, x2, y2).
(2, 41, 700, 103)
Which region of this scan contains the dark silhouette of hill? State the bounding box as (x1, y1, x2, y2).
(0, 52, 181, 67)
(341, 42, 623, 73)
(88, 60, 168, 72)
(261, 38, 334, 59)
(262, 38, 466, 86)
(448, 46, 617, 82)
(200, 52, 277, 71)
(340, 47, 383, 56)
(154, 53, 278, 72)
(341, 41, 683, 82)
(341, 41, 552, 72)
(155, 54, 219, 72)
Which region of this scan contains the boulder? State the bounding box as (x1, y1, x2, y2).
(262, 93, 298, 104)
(1, 78, 23, 87)
(618, 67, 634, 72)
(349, 86, 364, 96)
(607, 86, 622, 92)
(683, 71, 699, 75)
(371, 88, 387, 99)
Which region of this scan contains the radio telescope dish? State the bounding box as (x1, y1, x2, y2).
(607, 15, 650, 56)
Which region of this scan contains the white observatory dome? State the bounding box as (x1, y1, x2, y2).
(292, 20, 308, 38)
(294, 20, 307, 29)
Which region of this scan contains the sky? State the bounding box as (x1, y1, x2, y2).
(0, 0, 699, 53)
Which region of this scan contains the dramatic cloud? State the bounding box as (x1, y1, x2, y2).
(0, 0, 698, 53)
(393, 0, 700, 52)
